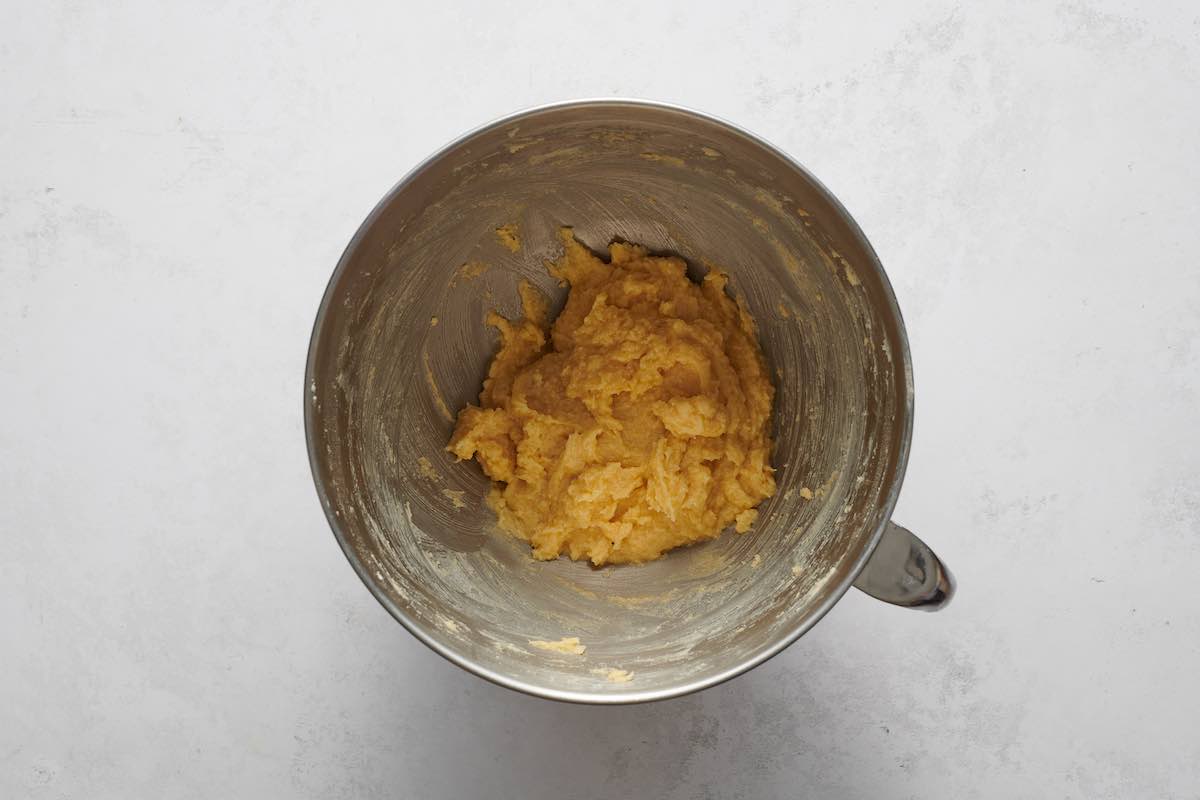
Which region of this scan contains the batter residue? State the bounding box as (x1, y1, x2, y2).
(448, 230, 776, 565)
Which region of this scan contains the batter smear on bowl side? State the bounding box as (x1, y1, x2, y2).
(448, 229, 776, 565)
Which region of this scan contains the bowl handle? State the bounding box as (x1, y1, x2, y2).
(853, 521, 955, 611)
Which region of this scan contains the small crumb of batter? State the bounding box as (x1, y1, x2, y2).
(592, 667, 633, 683)
(639, 152, 686, 167)
(701, 146, 722, 158)
(495, 223, 521, 253)
(448, 229, 776, 565)
(452, 260, 489, 286)
(441, 489, 467, 510)
(417, 456, 440, 481)
(530, 636, 586, 655)
(430, 316, 439, 327)
(423, 351, 455, 424)
(791, 564, 804, 577)
(506, 138, 542, 153)
(751, 553, 762, 568)
(799, 487, 814, 500)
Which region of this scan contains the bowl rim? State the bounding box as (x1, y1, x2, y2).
(303, 97, 915, 704)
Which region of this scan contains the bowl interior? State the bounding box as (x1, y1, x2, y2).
(306, 102, 910, 702)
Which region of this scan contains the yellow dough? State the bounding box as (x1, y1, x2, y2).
(447, 230, 776, 565)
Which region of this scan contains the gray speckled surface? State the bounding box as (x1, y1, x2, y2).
(3, 1, 1199, 796)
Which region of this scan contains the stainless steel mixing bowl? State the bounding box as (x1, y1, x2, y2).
(305, 99, 953, 704)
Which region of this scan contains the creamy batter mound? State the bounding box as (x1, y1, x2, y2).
(448, 230, 776, 565)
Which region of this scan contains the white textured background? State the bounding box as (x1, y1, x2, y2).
(3, 1, 1199, 797)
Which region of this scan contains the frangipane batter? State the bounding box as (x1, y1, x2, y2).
(448, 230, 776, 565)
